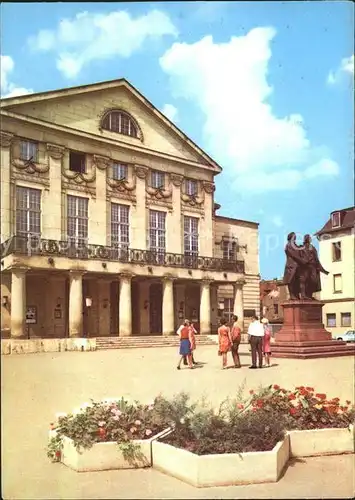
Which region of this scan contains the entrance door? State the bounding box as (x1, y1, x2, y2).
(185, 284, 200, 333)
(149, 283, 162, 334)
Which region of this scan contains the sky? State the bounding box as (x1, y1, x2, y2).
(1, 1, 354, 279)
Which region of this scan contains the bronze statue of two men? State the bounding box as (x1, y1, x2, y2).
(283, 232, 329, 300)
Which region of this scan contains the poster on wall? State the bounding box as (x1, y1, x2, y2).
(26, 306, 37, 324)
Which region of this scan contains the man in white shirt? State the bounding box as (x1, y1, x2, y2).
(248, 315, 264, 369)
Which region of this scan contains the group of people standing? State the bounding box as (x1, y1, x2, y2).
(175, 315, 272, 370)
(217, 315, 271, 369)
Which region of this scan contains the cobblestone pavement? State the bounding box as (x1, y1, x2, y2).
(2, 344, 355, 499)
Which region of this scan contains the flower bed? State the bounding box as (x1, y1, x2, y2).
(47, 397, 171, 471)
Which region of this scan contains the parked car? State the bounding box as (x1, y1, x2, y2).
(335, 330, 355, 342)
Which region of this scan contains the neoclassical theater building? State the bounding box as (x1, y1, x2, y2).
(0, 79, 260, 340)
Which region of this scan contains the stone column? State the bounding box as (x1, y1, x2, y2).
(233, 279, 246, 332)
(119, 273, 133, 336)
(162, 276, 175, 336)
(44, 144, 65, 240)
(10, 267, 27, 338)
(1, 132, 13, 242)
(200, 279, 212, 335)
(69, 270, 84, 337)
(134, 166, 148, 249)
(210, 284, 219, 334)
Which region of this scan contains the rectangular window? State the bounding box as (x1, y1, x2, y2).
(341, 313, 351, 327)
(151, 170, 164, 189)
(185, 179, 198, 196)
(333, 273, 342, 293)
(19, 140, 38, 162)
(149, 210, 166, 264)
(67, 195, 88, 246)
(222, 241, 236, 261)
(184, 216, 199, 266)
(326, 313, 336, 328)
(331, 212, 340, 228)
(69, 151, 86, 174)
(332, 241, 342, 261)
(223, 298, 234, 324)
(111, 203, 129, 259)
(16, 186, 41, 237)
(112, 163, 128, 181)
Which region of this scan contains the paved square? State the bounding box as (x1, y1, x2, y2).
(2, 344, 355, 499)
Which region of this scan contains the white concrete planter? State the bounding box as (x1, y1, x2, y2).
(152, 434, 290, 487)
(2, 338, 96, 355)
(57, 428, 170, 472)
(288, 424, 354, 457)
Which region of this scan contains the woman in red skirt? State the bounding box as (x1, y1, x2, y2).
(218, 317, 232, 369)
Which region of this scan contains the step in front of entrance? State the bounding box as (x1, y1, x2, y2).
(95, 335, 218, 350)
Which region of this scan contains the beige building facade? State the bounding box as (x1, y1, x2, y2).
(316, 206, 355, 336)
(0, 79, 260, 339)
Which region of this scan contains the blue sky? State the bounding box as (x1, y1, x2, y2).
(1, 1, 354, 279)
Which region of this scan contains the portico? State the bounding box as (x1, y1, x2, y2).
(1, 263, 246, 339)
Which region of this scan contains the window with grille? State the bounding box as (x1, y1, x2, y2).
(333, 273, 342, 293)
(112, 163, 128, 181)
(331, 212, 340, 228)
(184, 216, 199, 266)
(19, 140, 38, 162)
(149, 210, 166, 263)
(326, 313, 336, 327)
(111, 204, 129, 258)
(341, 312, 351, 327)
(101, 111, 138, 138)
(69, 151, 86, 174)
(185, 179, 198, 196)
(151, 170, 164, 189)
(223, 298, 234, 324)
(332, 241, 342, 261)
(16, 186, 41, 237)
(222, 241, 236, 261)
(67, 195, 88, 247)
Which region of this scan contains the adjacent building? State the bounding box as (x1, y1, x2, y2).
(0, 79, 260, 340)
(316, 206, 355, 336)
(260, 278, 289, 326)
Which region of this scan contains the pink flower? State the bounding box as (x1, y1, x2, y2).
(148, 405, 154, 411)
(237, 404, 244, 409)
(98, 421, 106, 427)
(134, 420, 141, 426)
(111, 408, 122, 416)
(113, 415, 120, 421)
(130, 426, 137, 433)
(145, 429, 152, 436)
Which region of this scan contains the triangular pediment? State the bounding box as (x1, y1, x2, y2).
(1, 79, 220, 171)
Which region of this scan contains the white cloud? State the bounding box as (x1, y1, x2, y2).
(271, 215, 283, 227)
(327, 54, 354, 85)
(28, 9, 178, 79)
(304, 159, 339, 179)
(159, 29, 340, 193)
(161, 103, 179, 122)
(0, 55, 33, 98)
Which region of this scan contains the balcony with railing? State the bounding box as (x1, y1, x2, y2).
(1, 236, 245, 273)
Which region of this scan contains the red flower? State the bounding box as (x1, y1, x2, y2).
(249, 389, 254, 395)
(237, 403, 244, 409)
(289, 408, 297, 415)
(315, 393, 327, 400)
(252, 407, 257, 412)
(256, 399, 264, 408)
(273, 385, 280, 390)
(306, 387, 314, 392)
(288, 394, 296, 400)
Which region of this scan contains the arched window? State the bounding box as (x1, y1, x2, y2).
(101, 110, 139, 138)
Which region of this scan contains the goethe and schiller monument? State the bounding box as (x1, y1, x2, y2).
(272, 232, 354, 358)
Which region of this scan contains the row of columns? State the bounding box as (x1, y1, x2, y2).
(9, 267, 245, 338)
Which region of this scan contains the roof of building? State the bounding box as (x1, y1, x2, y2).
(0, 77, 221, 172)
(214, 214, 259, 228)
(315, 206, 355, 237)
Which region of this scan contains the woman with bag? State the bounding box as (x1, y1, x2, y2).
(176, 319, 194, 370)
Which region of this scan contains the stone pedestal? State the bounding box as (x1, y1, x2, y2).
(272, 300, 355, 359)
